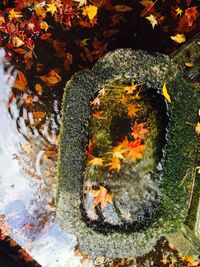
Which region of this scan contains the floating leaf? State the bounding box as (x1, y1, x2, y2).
(39, 69, 61, 86)
(13, 70, 28, 92)
(145, 14, 158, 29)
(74, 0, 87, 7)
(127, 104, 140, 118)
(127, 139, 145, 161)
(46, 3, 57, 15)
(82, 5, 98, 21)
(107, 157, 121, 172)
(131, 121, 149, 140)
(176, 7, 183, 16)
(162, 82, 171, 103)
(89, 157, 104, 166)
(92, 186, 113, 209)
(114, 5, 133, 12)
(170, 34, 186, 43)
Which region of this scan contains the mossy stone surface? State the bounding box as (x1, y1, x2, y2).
(56, 42, 200, 258)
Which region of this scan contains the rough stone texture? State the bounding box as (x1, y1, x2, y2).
(56, 45, 200, 258)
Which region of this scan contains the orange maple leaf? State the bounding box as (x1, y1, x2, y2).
(131, 121, 149, 140)
(127, 104, 140, 118)
(124, 82, 138, 94)
(91, 97, 100, 105)
(39, 69, 62, 86)
(107, 157, 121, 172)
(127, 138, 145, 161)
(92, 111, 106, 120)
(13, 71, 28, 92)
(92, 185, 113, 209)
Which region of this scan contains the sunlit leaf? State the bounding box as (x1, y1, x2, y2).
(195, 122, 200, 135)
(131, 121, 149, 140)
(127, 138, 145, 161)
(145, 14, 158, 29)
(170, 33, 186, 43)
(82, 5, 98, 21)
(8, 9, 22, 20)
(89, 157, 104, 166)
(127, 104, 140, 118)
(46, 3, 58, 15)
(176, 7, 183, 16)
(92, 185, 113, 209)
(39, 69, 62, 86)
(12, 36, 24, 47)
(13, 70, 28, 92)
(162, 82, 171, 103)
(107, 157, 121, 171)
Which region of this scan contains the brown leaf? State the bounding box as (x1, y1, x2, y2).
(114, 5, 132, 12)
(13, 71, 28, 92)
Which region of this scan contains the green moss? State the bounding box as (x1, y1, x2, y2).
(56, 48, 200, 258)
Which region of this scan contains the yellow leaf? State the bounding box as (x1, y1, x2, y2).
(195, 122, 200, 135)
(35, 5, 47, 19)
(13, 71, 28, 92)
(162, 82, 171, 103)
(107, 158, 121, 172)
(46, 3, 57, 15)
(89, 157, 104, 166)
(120, 94, 127, 104)
(8, 9, 22, 20)
(185, 62, 193, 67)
(82, 5, 98, 21)
(12, 37, 24, 48)
(40, 21, 49, 31)
(145, 14, 158, 29)
(175, 7, 183, 16)
(35, 83, 43, 95)
(111, 145, 127, 160)
(124, 82, 138, 94)
(170, 34, 186, 44)
(74, 0, 87, 7)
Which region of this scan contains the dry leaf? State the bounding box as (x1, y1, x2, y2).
(39, 69, 61, 86)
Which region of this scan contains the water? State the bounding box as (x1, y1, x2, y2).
(0, 48, 94, 267)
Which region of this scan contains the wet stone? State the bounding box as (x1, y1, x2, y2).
(57, 43, 200, 258)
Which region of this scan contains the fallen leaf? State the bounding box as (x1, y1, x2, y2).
(13, 70, 28, 92)
(107, 157, 121, 171)
(39, 69, 61, 86)
(162, 82, 171, 103)
(131, 121, 149, 140)
(8, 9, 22, 20)
(92, 185, 113, 209)
(35, 83, 43, 95)
(82, 5, 98, 21)
(176, 7, 183, 16)
(127, 104, 140, 117)
(92, 111, 106, 120)
(185, 62, 193, 67)
(145, 14, 158, 29)
(111, 144, 128, 160)
(195, 122, 200, 135)
(86, 138, 95, 159)
(89, 157, 104, 166)
(91, 97, 100, 105)
(12, 36, 24, 47)
(124, 82, 138, 94)
(114, 5, 132, 12)
(74, 0, 87, 7)
(46, 3, 57, 15)
(120, 94, 127, 104)
(127, 139, 145, 161)
(170, 33, 186, 43)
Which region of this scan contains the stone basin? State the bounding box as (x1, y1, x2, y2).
(56, 34, 200, 258)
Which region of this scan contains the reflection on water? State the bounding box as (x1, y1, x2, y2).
(0, 48, 93, 267)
